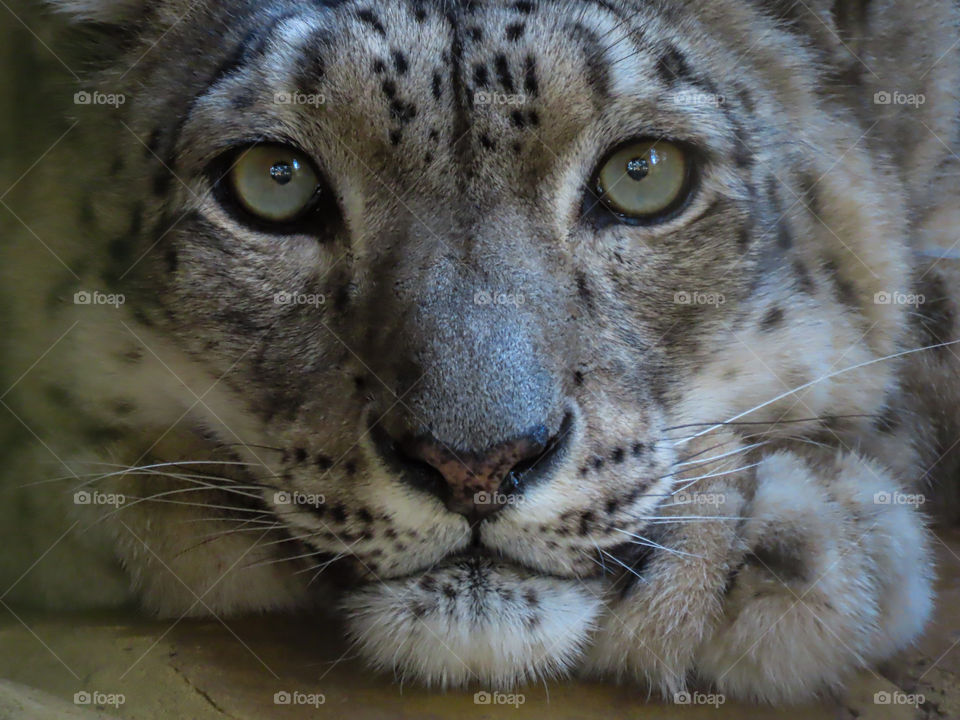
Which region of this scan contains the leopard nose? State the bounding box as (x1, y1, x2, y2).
(373, 416, 571, 520)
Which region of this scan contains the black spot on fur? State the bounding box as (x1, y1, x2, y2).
(315, 454, 333, 470)
(479, 133, 495, 150)
(799, 172, 822, 218)
(372, 58, 386, 74)
(631, 442, 645, 457)
(293, 447, 308, 463)
(469, 26, 482, 42)
(746, 542, 808, 583)
(612, 448, 625, 463)
(823, 259, 858, 307)
(389, 129, 402, 146)
(573, 370, 584, 386)
(432, 71, 443, 99)
(506, 22, 525, 41)
(390, 99, 417, 124)
(575, 271, 595, 311)
(330, 504, 348, 523)
(523, 55, 539, 96)
(357, 9, 386, 37)
(510, 109, 526, 128)
(472, 63, 489, 88)
(656, 45, 694, 85)
(794, 260, 815, 293)
(391, 49, 409, 74)
(761, 306, 785, 332)
(578, 512, 594, 536)
(913, 274, 955, 351)
(494, 54, 515, 93)
(873, 405, 902, 434)
(381, 79, 397, 99)
(777, 218, 793, 250)
(164, 247, 178, 273)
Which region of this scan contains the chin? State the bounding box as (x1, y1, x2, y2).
(342, 556, 604, 689)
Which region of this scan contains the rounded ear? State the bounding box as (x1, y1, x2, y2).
(47, 0, 146, 23)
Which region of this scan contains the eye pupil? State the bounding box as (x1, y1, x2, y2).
(626, 157, 650, 181)
(269, 160, 295, 185)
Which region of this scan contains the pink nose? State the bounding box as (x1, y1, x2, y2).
(399, 432, 548, 518)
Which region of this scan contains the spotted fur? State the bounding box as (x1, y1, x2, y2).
(2, 0, 959, 704)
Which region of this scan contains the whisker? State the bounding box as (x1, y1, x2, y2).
(683, 339, 960, 442)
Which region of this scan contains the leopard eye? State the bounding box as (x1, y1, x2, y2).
(594, 140, 691, 223)
(228, 144, 321, 223)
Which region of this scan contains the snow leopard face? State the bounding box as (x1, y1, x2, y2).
(12, 0, 958, 696)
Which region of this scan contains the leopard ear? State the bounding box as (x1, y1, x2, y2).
(48, 0, 146, 22)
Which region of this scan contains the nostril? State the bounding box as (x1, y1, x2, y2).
(370, 411, 575, 518)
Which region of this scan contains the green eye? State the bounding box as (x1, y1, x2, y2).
(595, 140, 690, 221)
(229, 145, 321, 222)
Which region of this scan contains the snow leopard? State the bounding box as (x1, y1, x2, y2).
(1, 0, 959, 704)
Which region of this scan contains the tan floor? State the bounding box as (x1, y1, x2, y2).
(2, 530, 959, 720)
